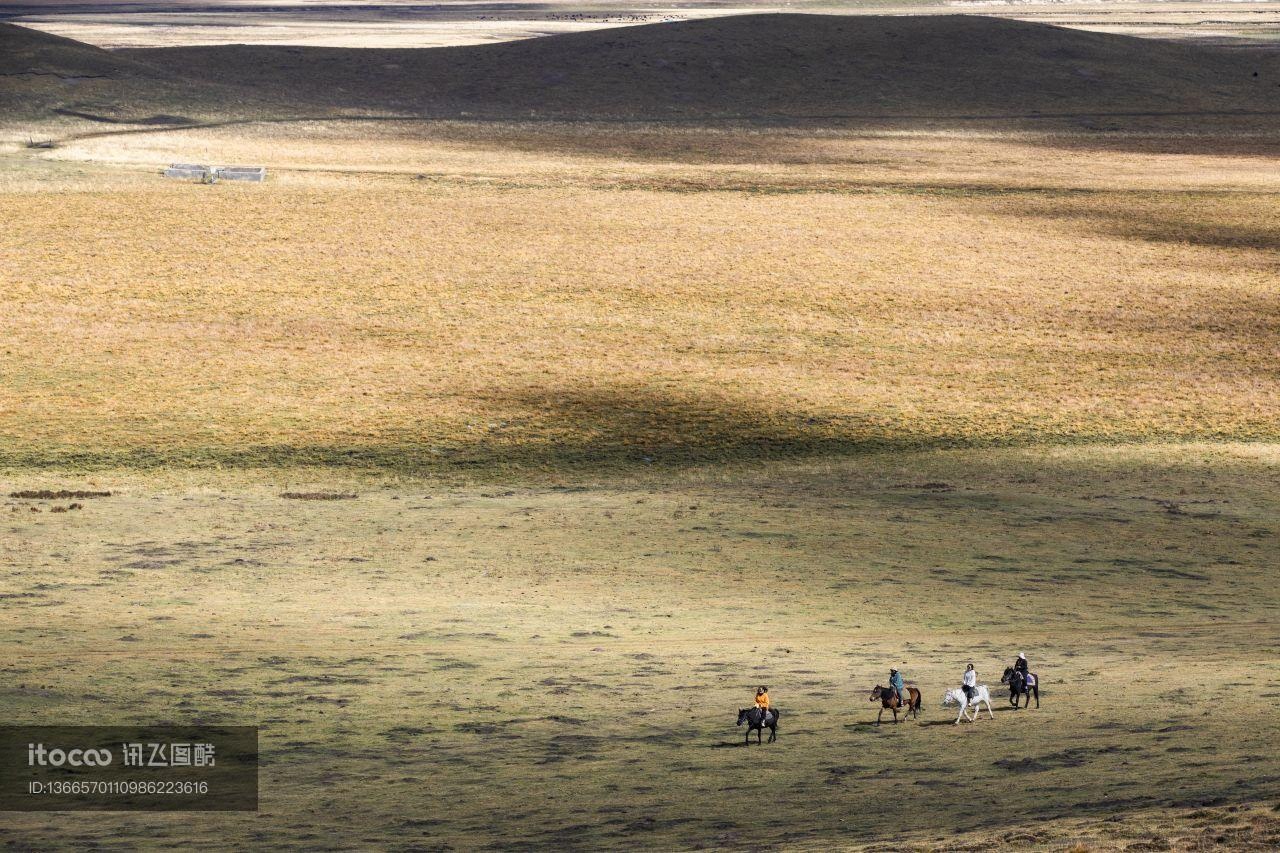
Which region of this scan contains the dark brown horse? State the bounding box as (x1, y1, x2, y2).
(870, 685, 922, 725)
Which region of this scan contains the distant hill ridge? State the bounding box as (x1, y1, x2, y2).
(1, 22, 156, 76)
(3, 15, 1277, 124)
(0, 22, 269, 121)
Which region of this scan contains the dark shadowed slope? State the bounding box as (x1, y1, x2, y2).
(123, 15, 1279, 120)
(4, 15, 1278, 126)
(0, 22, 270, 122)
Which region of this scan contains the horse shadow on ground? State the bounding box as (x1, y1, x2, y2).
(846, 720, 922, 730)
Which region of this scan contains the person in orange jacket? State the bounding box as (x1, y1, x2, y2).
(754, 686, 771, 722)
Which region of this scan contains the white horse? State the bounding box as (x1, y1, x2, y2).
(942, 685, 994, 724)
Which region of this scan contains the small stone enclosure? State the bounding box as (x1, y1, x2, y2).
(163, 164, 267, 182)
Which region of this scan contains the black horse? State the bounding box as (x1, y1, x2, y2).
(736, 707, 779, 744)
(1000, 666, 1040, 709)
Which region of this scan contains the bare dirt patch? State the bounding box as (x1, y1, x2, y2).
(279, 491, 358, 500)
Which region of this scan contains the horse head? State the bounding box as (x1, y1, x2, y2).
(1000, 667, 1014, 684)
(869, 686, 884, 702)
(736, 708, 750, 726)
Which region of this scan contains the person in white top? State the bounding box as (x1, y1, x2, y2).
(962, 663, 977, 702)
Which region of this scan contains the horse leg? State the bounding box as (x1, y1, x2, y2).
(954, 703, 965, 724)
(1034, 685, 1040, 708)
(985, 699, 994, 720)
(768, 724, 776, 743)
(745, 727, 751, 745)
(893, 707, 899, 724)
(757, 726, 763, 744)
(876, 708, 883, 726)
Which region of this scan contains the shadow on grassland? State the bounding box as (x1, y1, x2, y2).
(4, 384, 1275, 476)
(0, 386, 937, 474)
(382, 112, 1280, 165)
(977, 194, 1280, 361)
(1002, 196, 1280, 254)
(1015, 124, 1280, 158)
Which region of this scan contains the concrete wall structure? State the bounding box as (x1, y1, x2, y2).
(162, 165, 267, 182)
(163, 164, 210, 180)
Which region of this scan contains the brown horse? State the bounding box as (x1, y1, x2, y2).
(870, 685, 922, 725)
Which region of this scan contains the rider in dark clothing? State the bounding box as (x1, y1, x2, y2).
(1014, 652, 1029, 678)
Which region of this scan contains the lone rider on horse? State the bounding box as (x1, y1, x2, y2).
(755, 686, 772, 724)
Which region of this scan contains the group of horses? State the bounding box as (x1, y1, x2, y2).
(873, 665, 1041, 725)
(736, 665, 1041, 743)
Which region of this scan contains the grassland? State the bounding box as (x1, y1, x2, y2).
(2, 444, 1279, 849)
(2, 12, 1280, 847)
(2, 120, 1279, 475)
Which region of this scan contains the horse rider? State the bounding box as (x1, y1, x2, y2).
(755, 686, 771, 722)
(889, 668, 906, 706)
(1014, 652, 1029, 679)
(962, 663, 977, 702)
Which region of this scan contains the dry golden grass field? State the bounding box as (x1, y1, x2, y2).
(2, 10, 1280, 850)
(3, 119, 1280, 473)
